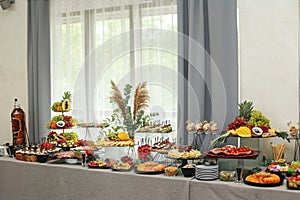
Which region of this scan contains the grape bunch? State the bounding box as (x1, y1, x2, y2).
(120, 156, 134, 166)
(227, 117, 248, 131)
(248, 110, 270, 127)
(138, 144, 151, 162)
(63, 132, 79, 141)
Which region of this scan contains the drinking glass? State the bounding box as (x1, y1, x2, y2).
(81, 152, 87, 167)
(235, 167, 243, 184)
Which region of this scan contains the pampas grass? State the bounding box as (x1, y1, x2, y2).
(110, 80, 126, 117)
(133, 82, 150, 120)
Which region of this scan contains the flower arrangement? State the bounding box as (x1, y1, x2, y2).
(102, 81, 155, 139)
(186, 120, 218, 134)
(287, 121, 300, 137)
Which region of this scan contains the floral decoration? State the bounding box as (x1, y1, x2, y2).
(186, 120, 218, 134)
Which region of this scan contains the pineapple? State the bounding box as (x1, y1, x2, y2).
(51, 91, 72, 112)
(238, 100, 253, 120)
(62, 91, 72, 102)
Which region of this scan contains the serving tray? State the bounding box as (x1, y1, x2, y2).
(134, 166, 165, 175)
(204, 151, 260, 159)
(243, 174, 284, 187)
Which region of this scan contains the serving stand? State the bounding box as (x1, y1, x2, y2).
(189, 131, 263, 172)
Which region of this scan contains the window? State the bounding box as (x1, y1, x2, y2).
(50, 0, 178, 138)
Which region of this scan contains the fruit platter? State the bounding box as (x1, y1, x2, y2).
(47, 131, 79, 149)
(134, 161, 167, 174)
(88, 160, 111, 169)
(51, 91, 72, 112)
(97, 132, 134, 147)
(205, 145, 259, 159)
(267, 160, 300, 174)
(111, 156, 135, 171)
(46, 115, 77, 129)
(211, 101, 289, 146)
(244, 171, 284, 187)
(111, 162, 134, 171)
(287, 174, 300, 189)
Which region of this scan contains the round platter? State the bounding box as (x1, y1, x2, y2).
(150, 148, 170, 154)
(88, 164, 111, 169)
(111, 166, 134, 172)
(134, 166, 165, 175)
(204, 151, 260, 159)
(65, 158, 80, 164)
(243, 174, 284, 187)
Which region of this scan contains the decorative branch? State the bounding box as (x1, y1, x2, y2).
(133, 82, 150, 120)
(110, 80, 126, 117)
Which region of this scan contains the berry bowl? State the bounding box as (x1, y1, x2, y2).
(181, 164, 195, 177)
(36, 154, 49, 163)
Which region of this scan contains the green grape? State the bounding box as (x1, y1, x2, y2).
(248, 110, 270, 127)
(64, 132, 79, 141)
(51, 101, 62, 111)
(50, 115, 64, 122)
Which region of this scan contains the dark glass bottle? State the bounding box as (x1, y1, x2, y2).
(11, 98, 27, 147)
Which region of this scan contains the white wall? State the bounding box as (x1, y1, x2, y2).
(0, 0, 27, 145)
(239, 0, 299, 161)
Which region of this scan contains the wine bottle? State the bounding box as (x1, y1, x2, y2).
(11, 98, 27, 147)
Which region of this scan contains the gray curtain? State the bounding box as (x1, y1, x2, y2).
(27, 0, 51, 144)
(177, 0, 238, 147)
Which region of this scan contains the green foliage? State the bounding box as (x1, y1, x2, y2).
(238, 100, 253, 120)
(210, 131, 231, 147)
(101, 83, 158, 139)
(62, 91, 72, 101)
(275, 131, 290, 142)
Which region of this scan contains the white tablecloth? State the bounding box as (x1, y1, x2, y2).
(0, 157, 299, 200)
(0, 157, 189, 200)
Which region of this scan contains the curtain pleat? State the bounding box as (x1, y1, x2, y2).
(27, 0, 51, 144)
(177, 0, 238, 146)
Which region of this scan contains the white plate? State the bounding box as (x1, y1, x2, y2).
(65, 158, 79, 164)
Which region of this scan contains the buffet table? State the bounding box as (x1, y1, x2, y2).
(0, 157, 189, 200)
(0, 157, 299, 200)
